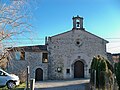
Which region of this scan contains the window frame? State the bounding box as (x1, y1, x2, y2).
(66, 69, 70, 74)
(42, 53, 48, 63)
(20, 51, 25, 60)
(15, 51, 25, 60)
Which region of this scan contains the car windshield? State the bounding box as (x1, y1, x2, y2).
(0, 71, 7, 76)
(0, 69, 9, 76)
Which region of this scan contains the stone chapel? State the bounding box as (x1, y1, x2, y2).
(47, 15, 108, 79)
(7, 15, 108, 81)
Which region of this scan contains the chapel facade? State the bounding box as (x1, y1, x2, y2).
(47, 15, 108, 79)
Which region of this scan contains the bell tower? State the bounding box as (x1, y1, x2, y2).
(72, 15, 84, 30)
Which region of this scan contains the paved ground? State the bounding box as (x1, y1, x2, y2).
(34, 79, 90, 90)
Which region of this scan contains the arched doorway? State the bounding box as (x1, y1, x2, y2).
(35, 68, 43, 81)
(74, 61, 84, 78)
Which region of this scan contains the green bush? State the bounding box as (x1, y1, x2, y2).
(90, 55, 113, 89)
(106, 59, 114, 73)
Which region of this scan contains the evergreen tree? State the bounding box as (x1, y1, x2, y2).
(90, 55, 113, 89)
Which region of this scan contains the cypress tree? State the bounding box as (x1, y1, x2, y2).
(90, 55, 113, 89)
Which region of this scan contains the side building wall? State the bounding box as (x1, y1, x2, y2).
(7, 51, 48, 82)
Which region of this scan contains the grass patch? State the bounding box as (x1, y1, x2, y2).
(15, 83, 26, 90)
(0, 83, 26, 90)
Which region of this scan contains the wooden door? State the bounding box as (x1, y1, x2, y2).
(35, 68, 43, 81)
(74, 61, 84, 78)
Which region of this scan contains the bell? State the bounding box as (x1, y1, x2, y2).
(76, 22, 80, 27)
(77, 22, 80, 24)
(77, 24, 80, 27)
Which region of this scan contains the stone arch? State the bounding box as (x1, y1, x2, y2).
(72, 59, 86, 65)
(35, 68, 43, 81)
(70, 54, 89, 78)
(72, 59, 87, 67)
(74, 60, 84, 78)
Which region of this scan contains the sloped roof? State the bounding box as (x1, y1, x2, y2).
(49, 29, 109, 43)
(9, 45, 47, 52)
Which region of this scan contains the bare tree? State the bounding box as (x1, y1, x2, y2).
(0, 0, 36, 69)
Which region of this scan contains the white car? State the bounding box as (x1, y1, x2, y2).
(0, 68, 20, 89)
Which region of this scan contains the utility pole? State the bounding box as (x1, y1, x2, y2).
(26, 66, 30, 90)
(94, 70, 96, 90)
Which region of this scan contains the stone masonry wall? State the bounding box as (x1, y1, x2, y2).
(7, 51, 48, 82)
(48, 29, 108, 80)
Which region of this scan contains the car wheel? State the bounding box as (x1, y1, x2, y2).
(7, 81, 16, 89)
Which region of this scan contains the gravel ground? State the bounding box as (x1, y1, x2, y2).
(34, 79, 90, 90)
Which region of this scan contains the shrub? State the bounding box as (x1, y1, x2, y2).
(90, 55, 113, 89)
